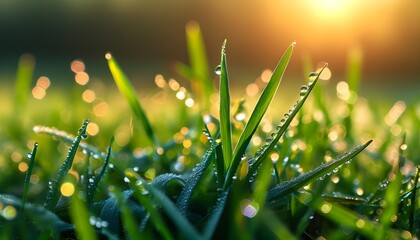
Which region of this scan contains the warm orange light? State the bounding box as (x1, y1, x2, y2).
(75, 72, 89, 85)
(86, 122, 100, 136)
(82, 89, 96, 103)
(70, 60, 85, 73)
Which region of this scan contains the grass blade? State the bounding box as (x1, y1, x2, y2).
(14, 54, 35, 112)
(266, 140, 372, 205)
(218, 39, 233, 168)
(409, 167, 420, 233)
(223, 42, 295, 190)
(247, 65, 326, 180)
(106, 52, 157, 145)
(125, 170, 202, 240)
(202, 190, 229, 240)
(70, 193, 98, 240)
(86, 145, 111, 207)
(125, 172, 175, 240)
(176, 143, 217, 215)
(44, 119, 89, 211)
(185, 21, 213, 110)
(21, 142, 38, 215)
(114, 189, 141, 240)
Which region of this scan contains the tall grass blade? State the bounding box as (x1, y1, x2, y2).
(218, 39, 233, 168)
(125, 170, 202, 239)
(176, 143, 217, 215)
(223, 42, 295, 190)
(14, 54, 35, 112)
(262, 210, 297, 240)
(125, 172, 174, 240)
(44, 119, 89, 211)
(202, 190, 229, 240)
(86, 145, 111, 207)
(70, 193, 97, 240)
(21, 142, 38, 215)
(106, 53, 157, 145)
(184, 21, 213, 110)
(247, 66, 326, 180)
(266, 140, 372, 205)
(114, 189, 141, 240)
(379, 171, 402, 231)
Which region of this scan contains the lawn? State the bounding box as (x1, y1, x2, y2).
(0, 23, 419, 239)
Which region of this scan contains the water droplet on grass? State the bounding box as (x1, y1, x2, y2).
(308, 72, 318, 78)
(215, 65, 222, 75)
(81, 133, 88, 139)
(27, 153, 32, 158)
(292, 41, 296, 46)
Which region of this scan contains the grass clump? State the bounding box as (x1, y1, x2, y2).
(0, 23, 419, 239)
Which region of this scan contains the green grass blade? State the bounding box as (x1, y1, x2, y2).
(124, 172, 174, 240)
(223, 42, 295, 190)
(218, 39, 233, 168)
(1, 194, 73, 232)
(261, 210, 297, 240)
(202, 190, 229, 240)
(114, 189, 141, 240)
(266, 140, 372, 205)
(21, 142, 38, 215)
(379, 171, 402, 231)
(87, 145, 111, 207)
(247, 66, 326, 180)
(410, 167, 420, 232)
(70, 193, 98, 240)
(106, 53, 157, 145)
(125, 170, 202, 240)
(44, 119, 89, 211)
(176, 143, 217, 215)
(185, 21, 213, 110)
(309, 198, 401, 240)
(14, 54, 35, 112)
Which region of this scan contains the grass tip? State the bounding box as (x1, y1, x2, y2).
(105, 52, 112, 60)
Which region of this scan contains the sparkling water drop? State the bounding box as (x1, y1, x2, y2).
(291, 41, 296, 46)
(82, 149, 88, 155)
(124, 177, 130, 183)
(81, 133, 88, 139)
(89, 178, 95, 183)
(308, 72, 318, 78)
(215, 65, 222, 76)
(89, 216, 96, 226)
(133, 166, 139, 172)
(300, 85, 309, 96)
(232, 175, 237, 180)
(249, 177, 254, 183)
(93, 153, 99, 159)
(108, 163, 114, 169)
(27, 153, 32, 158)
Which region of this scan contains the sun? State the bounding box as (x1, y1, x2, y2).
(312, 0, 351, 17)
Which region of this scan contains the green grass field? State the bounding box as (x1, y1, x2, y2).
(0, 24, 419, 239)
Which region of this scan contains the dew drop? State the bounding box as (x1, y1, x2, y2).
(291, 41, 296, 46)
(232, 175, 237, 180)
(82, 149, 88, 155)
(133, 166, 139, 172)
(89, 216, 96, 226)
(89, 178, 95, 183)
(27, 153, 32, 159)
(249, 177, 254, 183)
(215, 65, 222, 76)
(81, 133, 88, 139)
(308, 72, 318, 78)
(108, 163, 114, 169)
(124, 177, 130, 183)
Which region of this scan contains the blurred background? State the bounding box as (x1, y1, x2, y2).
(0, 0, 419, 96)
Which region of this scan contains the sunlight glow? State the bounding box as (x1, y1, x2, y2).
(60, 182, 75, 197)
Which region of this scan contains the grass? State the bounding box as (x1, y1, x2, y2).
(0, 23, 419, 239)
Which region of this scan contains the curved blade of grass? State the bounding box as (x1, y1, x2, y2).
(114, 189, 141, 240)
(266, 140, 372, 205)
(124, 175, 174, 240)
(125, 170, 202, 240)
(21, 142, 38, 215)
(202, 190, 229, 240)
(106, 53, 157, 145)
(176, 143, 217, 215)
(44, 119, 89, 211)
(70, 193, 97, 240)
(219, 39, 233, 168)
(246, 65, 327, 180)
(223, 42, 295, 191)
(0, 194, 73, 232)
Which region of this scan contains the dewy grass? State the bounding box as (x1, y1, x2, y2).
(1, 24, 419, 239)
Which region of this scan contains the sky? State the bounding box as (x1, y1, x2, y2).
(0, 0, 419, 84)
